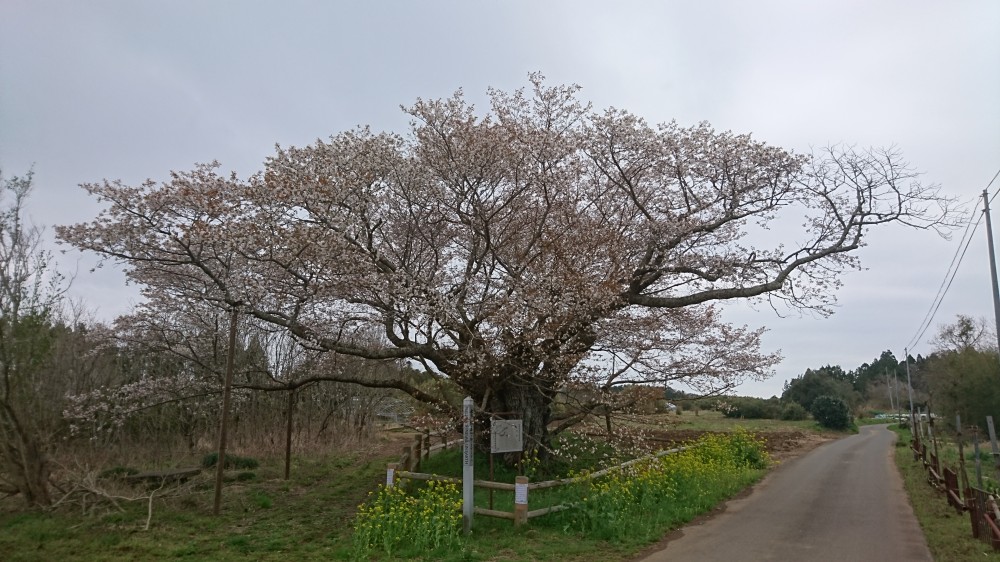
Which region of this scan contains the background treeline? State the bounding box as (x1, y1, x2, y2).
(706, 315, 1000, 435)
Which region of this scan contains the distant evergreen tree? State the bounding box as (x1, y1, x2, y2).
(782, 366, 857, 411)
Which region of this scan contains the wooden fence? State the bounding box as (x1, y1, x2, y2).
(387, 431, 462, 474)
(909, 413, 1000, 551)
(384, 436, 688, 526)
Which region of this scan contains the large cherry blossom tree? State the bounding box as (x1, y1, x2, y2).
(58, 76, 953, 453)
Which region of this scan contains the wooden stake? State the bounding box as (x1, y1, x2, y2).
(213, 306, 239, 516)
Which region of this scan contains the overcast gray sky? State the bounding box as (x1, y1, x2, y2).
(2, 0, 998, 398)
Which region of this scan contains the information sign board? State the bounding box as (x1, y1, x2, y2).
(490, 419, 523, 453)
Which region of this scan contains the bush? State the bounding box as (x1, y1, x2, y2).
(780, 402, 809, 421)
(719, 397, 781, 419)
(810, 395, 851, 429)
(693, 398, 716, 412)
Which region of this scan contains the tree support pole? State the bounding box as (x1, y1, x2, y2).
(284, 387, 295, 480)
(213, 306, 239, 515)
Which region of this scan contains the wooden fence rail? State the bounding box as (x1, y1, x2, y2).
(386, 441, 690, 526)
(910, 415, 1000, 551)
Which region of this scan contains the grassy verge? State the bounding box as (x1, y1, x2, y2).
(353, 429, 770, 560)
(0, 418, 811, 561)
(891, 425, 1000, 562)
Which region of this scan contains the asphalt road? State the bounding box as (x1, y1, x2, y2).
(641, 424, 932, 562)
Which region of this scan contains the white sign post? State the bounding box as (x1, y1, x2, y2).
(462, 396, 474, 534)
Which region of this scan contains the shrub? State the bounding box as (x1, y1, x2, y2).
(719, 397, 781, 419)
(235, 471, 256, 482)
(780, 402, 809, 421)
(810, 395, 851, 429)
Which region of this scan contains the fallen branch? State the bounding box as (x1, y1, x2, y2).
(48, 464, 197, 530)
(144, 479, 167, 531)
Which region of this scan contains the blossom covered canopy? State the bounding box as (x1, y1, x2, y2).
(58, 76, 951, 440)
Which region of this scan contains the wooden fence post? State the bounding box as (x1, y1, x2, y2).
(387, 463, 398, 488)
(405, 444, 415, 472)
(986, 416, 1000, 484)
(514, 475, 529, 527)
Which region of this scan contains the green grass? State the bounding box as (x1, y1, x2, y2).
(0, 418, 815, 561)
(891, 425, 1000, 561)
(629, 409, 833, 434)
(0, 451, 379, 562)
(1, 449, 637, 562)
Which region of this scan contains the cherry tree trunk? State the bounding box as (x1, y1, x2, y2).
(488, 380, 554, 464)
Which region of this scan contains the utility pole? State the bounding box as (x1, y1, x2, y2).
(904, 347, 915, 418)
(893, 367, 903, 422)
(983, 190, 1000, 357)
(885, 368, 895, 412)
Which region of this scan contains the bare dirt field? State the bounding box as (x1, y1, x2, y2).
(641, 427, 836, 463)
(375, 420, 838, 468)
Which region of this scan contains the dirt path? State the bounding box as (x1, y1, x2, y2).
(635, 424, 931, 562)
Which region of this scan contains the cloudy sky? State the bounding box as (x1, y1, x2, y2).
(2, 1, 998, 398)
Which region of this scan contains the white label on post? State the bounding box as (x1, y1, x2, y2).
(462, 396, 474, 534)
(514, 482, 528, 505)
(386, 468, 395, 487)
(463, 401, 474, 467)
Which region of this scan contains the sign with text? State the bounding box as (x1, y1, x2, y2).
(490, 419, 523, 453)
(463, 399, 474, 467)
(514, 481, 528, 505)
(462, 397, 474, 534)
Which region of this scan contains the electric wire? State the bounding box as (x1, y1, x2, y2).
(904, 200, 982, 350)
(988, 167, 1000, 203)
(907, 198, 980, 348)
(907, 213, 983, 351)
(904, 166, 1000, 352)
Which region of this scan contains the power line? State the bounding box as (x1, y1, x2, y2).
(910, 214, 983, 350)
(905, 197, 981, 348)
(904, 167, 1000, 352)
(988, 167, 1000, 202)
